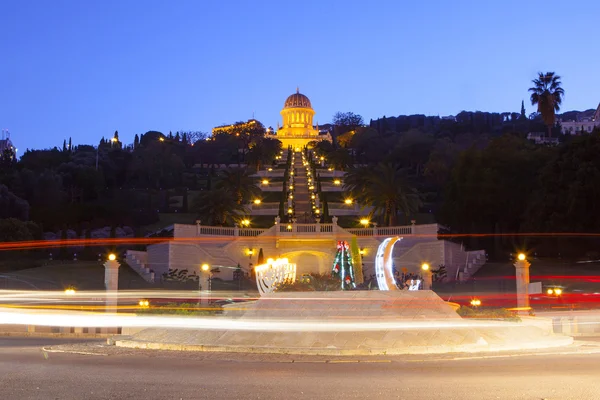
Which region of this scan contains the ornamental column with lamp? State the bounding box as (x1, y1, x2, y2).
(104, 253, 120, 313)
(514, 253, 531, 314)
(421, 263, 432, 290)
(200, 263, 211, 305)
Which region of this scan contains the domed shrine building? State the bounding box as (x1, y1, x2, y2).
(266, 89, 332, 149)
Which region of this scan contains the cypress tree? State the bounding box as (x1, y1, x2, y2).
(182, 189, 189, 212)
(322, 192, 329, 223)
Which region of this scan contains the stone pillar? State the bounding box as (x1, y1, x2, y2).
(199, 271, 211, 305)
(422, 269, 433, 290)
(234, 224, 239, 237)
(103, 259, 120, 313)
(195, 219, 201, 236)
(514, 257, 531, 314)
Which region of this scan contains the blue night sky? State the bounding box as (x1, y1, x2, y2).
(1, 0, 599, 153)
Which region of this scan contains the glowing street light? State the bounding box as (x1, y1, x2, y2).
(138, 299, 150, 308)
(359, 248, 366, 256)
(517, 253, 526, 261)
(201, 263, 210, 272)
(288, 208, 293, 214)
(108, 253, 116, 261)
(253, 199, 262, 205)
(333, 179, 341, 185)
(261, 179, 269, 185)
(421, 263, 430, 271)
(344, 199, 353, 205)
(470, 299, 482, 307)
(360, 218, 370, 227)
(241, 219, 250, 227)
(64, 288, 76, 295)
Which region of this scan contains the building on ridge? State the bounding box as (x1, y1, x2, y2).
(0, 129, 15, 157)
(559, 103, 600, 135)
(212, 119, 265, 137)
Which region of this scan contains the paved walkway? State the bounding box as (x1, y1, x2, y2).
(292, 151, 312, 221)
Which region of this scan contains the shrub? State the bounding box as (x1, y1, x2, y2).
(276, 273, 342, 292)
(457, 306, 521, 322)
(136, 302, 222, 316)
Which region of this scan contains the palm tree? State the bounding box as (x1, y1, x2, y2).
(190, 188, 248, 226)
(215, 167, 261, 205)
(529, 72, 565, 137)
(344, 163, 421, 226)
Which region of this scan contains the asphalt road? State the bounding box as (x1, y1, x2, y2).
(1, 337, 600, 400)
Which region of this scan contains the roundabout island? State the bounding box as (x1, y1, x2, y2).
(114, 238, 572, 356)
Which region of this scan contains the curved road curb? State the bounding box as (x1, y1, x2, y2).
(114, 336, 574, 356)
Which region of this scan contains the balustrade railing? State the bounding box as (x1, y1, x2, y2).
(277, 223, 334, 234)
(174, 222, 438, 238)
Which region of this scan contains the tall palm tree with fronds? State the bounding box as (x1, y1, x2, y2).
(216, 167, 261, 205)
(344, 163, 421, 226)
(191, 188, 248, 226)
(529, 72, 565, 137)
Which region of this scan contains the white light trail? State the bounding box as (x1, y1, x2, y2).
(0, 306, 528, 332)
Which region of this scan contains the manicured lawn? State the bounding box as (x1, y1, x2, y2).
(246, 215, 278, 228)
(141, 213, 197, 234)
(321, 192, 345, 203)
(2, 260, 151, 290)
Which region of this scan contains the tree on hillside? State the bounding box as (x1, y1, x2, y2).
(344, 163, 421, 226)
(441, 134, 554, 255)
(529, 72, 565, 137)
(332, 112, 364, 146)
(333, 112, 364, 131)
(525, 133, 600, 233)
(190, 188, 248, 226)
(215, 167, 261, 205)
(246, 138, 282, 171)
(520, 100, 526, 120)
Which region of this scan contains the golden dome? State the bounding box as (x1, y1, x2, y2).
(284, 88, 312, 109)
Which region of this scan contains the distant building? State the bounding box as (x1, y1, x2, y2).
(0, 129, 15, 156)
(212, 119, 263, 137)
(527, 132, 559, 145)
(559, 103, 600, 135)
